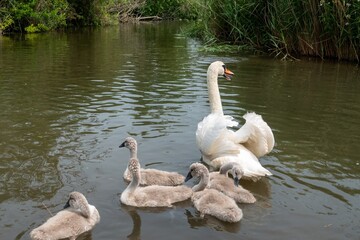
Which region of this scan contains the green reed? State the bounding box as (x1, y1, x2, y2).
(190, 0, 360, 61)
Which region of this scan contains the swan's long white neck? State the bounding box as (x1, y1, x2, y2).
(207, 65, 223, 115)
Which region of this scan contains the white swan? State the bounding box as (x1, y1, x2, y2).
(196, 61, 275, 180)
(209, 162, 256, 203)
(185, 162, 243, 223)
(120, 157, 192, 207)
(119, 137, 185, 186)
(30, 191, 100, 240)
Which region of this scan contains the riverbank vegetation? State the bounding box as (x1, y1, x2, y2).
(0, 0, 197, 33)
(190, 0, 360, 61)
(1, 0, 359, 61)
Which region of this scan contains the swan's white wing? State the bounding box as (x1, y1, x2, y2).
(196, 113, 239, 159)
(234, 112, 275, 157)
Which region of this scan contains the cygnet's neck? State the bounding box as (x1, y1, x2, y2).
(79, 203, 91, 218)
(193, 170, 209, 192)
(219, 162, 234, 175)
(69, 194, 91, 218)
(129, 145, 137, 159)
(207, 66, 223, 115)
(127, 165, 140, 192)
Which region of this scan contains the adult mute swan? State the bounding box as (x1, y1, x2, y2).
(196, 61, 275, 180)
(185, 163, 243, 223)
(119, 137, 185, 186)
(209, 162, 256, 203)
(120, 157, 192, 207)
(30, 191, 100, 240)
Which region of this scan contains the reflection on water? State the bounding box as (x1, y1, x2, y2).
(184, 208, 242, 233)
(122, 205, 141, 240)
(0, 22, 359, 240)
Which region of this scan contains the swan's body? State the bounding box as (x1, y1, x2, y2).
(30, 191, 100, 240)
(119, 137, 185, 186)
(196, 61, 275, 180)
(120, 158, 192, 207)
(185, 163, 243, 223)
(209, 162, 256, 203)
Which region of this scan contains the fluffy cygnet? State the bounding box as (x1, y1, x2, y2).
(119, 137, 185, 186)
(120, 157, 192, 207)
(185, 162, 243, 223)
(209, 162, 256, 203)
(30, 191, 100, 240)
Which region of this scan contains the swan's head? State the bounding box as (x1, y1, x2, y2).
(119, 137, 137, 150)
(209, 61, 234, 81)
(185, 162, 208, 182)
(231, 166, 244, 187)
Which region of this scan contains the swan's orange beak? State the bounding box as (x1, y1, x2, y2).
(224, 68, 234, 81)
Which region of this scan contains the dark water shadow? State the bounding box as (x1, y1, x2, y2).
(74, 231, 93, 240)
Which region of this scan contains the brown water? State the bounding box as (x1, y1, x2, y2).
(0, 22, 359, 240)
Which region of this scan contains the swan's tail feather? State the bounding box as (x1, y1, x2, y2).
(242, 168, 272, 181)
(234, 112, 275, 157)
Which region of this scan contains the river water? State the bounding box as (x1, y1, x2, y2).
(0, 22, 359, 240)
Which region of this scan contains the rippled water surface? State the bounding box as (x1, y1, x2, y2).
(0, 22, 359, 240)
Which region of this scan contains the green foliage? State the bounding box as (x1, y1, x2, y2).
(0, 16, 14, 32)
(198, 43, 255, 54)
(0, 0, 69, 33)
(140, 0, 199, 19)
(188, 0, 360, 61)
(25, 23, 49, 33)
(67, 0, 101, 26)
(0, 0, 200, 33)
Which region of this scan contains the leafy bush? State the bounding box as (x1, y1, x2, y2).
(24, 23, 50, 33)
(0, 0, 69, 33)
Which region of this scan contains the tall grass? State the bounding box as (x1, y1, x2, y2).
(190, 0, 360, 61)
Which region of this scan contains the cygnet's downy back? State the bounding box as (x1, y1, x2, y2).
(209, 162, 256, 204)
(119, 137, 185, 186)
(30, 191, 100, 240)
(120, 158, 192, 207)
(185, 163, 243, 223)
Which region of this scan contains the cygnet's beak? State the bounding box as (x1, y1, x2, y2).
(224, 68, 234, 81)
(185, 171, 193, 182)
(234, 176, 239, 187)
(119, 141, 126, 148)
(63, 200, 70, 209)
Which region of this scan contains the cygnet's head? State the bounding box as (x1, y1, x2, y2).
(119, 137, 137, 151)
(185, 163, 208, 182)
(231, 166, 244, 187)
(209, 61, 234, 81)
(63, 191, 90, 217)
